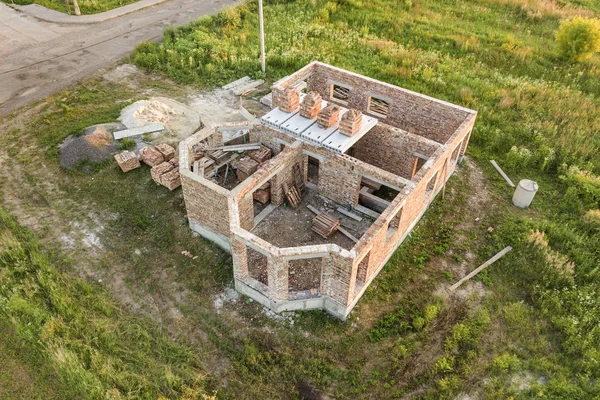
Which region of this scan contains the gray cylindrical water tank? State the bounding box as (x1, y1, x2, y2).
(512, 179, 539, 208)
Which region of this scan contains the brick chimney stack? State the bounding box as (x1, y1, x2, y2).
(316, 104, 340, 128)
(299, 91, 322, 119)
(339, 109, 363, 136)
(274, 87, 300, 113)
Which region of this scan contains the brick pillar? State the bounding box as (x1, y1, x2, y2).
(232, 239, 249, 281)
(267, 256, 288, 302)
(321, 254, 353, 306)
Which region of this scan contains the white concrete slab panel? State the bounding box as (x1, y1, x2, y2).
(321, 113, 378, 154)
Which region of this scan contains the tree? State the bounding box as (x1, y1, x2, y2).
(555, 16, 600, 62)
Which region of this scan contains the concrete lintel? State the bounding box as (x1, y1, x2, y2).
(279, 244, 332, 260)
(232, 228, 279, 257)
(359, 173, 405, 191)
(302, 149, 325, 162)
(180, 168, 231, 197)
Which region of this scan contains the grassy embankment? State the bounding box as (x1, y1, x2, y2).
(1, 0, 600, 398)
(1, 0, 139, 15)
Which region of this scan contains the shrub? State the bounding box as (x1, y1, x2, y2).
(492, 353, 522, 373)
(555, 16, 600, 62)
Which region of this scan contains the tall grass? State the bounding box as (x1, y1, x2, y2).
(0, 209, 214, 399)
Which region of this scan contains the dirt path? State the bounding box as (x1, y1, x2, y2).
(0, 0, 235, 118)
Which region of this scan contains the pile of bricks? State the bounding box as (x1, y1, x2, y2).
(299, 91, 322, 119)
(235, 156, 259, 181)
(150, 157, 181, 190)
(253, 181, 271, 204)
(140, 146, 164, 166)
(156, 143, 176, 161)
(249, 145, 272, 163)
(317, 104, 340, 128)
(339, 109, 363, 136)
(114, 151, 140, 172)
(276, 87, 300, 113)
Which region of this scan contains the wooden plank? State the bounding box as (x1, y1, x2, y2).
(410, 156, 419, 180)
(354, 204, 380, 219)
(490, 160, 515, 188)
(360, 176, 381, 191)
(338, 227, 358, 243)
(450, 246, 512, 291)
(336, 207, 363, 222)
(113, 123, 164, 140)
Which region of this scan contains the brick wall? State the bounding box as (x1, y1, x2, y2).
(181, 174, 230, 236)
(302, 63, 469, 144)
(351, 124, 441, 179)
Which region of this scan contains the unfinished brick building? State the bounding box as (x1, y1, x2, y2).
(179, 62, 476, 319)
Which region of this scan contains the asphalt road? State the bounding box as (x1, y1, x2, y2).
(0, 0, 235, 118)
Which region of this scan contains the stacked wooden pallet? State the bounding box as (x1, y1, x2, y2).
(282, 182, 301, 209)
(311, 212, 340, 239)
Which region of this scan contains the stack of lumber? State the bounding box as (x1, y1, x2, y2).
(193, 157, 215, 177)
(282, 182, 301, 208)
(253, 182, 271, 204)
(208, 149, 229, 165)
(236, 157, 259, 181)
(249, 145, 272, 163)
(156, 143, 176, 161)
(299, 91, 322, 119)
(311, 212, 340, 238)
(151, 162, 174, 185)
(161, 169, 181, 190)
(277, 87, 300, 113)
(317, 104, 340, 128)
(114, 151, 140, 172)
(339, 109, 363, 136)
(140, 146, 164, 166)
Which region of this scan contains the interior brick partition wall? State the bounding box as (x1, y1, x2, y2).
(351, 124, 442, 179)
(304, 63, 470, 144)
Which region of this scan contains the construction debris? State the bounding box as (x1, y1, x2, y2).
(140, 146, 164, 166)
(249, 145, 272, 163)
(490, 160, 515, 187)
(114, 151, 140, 172)
(222, 76, 265, 96)
(156, 143, 176, 161)
(450, 246, 513, 291)
(311, 212, 340, 238)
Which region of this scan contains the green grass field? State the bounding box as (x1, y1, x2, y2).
(1, 0, 600, 398)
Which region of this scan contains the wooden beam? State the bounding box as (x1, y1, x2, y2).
(336, 207, 363, 222)
(354, 204, 380, 219)
(338, 227, 359, 243)
(207, 142, 263, 152)
(410, 156, 419, 180)
(450, 246, 512, 291)
(490, 160, 515, 188)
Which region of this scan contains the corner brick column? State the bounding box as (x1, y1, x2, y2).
(231, 239, 249, 281)
(267, 256, 288, 302)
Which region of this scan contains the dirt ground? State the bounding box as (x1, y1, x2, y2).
(249, 188, 374, 294)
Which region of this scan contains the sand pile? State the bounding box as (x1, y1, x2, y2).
(133, 100, 178, 125)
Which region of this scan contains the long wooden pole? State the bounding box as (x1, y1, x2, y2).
(450, 246, 512, 291)
(410, 156, 419, 180)
(65, 0, 71, 14)
(258, 0, 265, 73)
